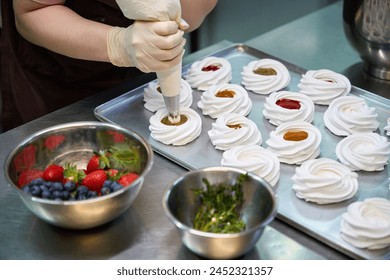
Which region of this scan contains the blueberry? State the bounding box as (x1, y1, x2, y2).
(103, 180, 113, 189)
(41, 190, 52, 199)
(31, 178, 45, 185)
(39, 184, 49, 192)
(111, 182, 123, 192)
(52, 190, 62, 199)
(87, 191, 98, 199)
(100, 186, 111, 196)
(53, 182, 63, 191)
(61, 190, 70, 200)
(31, 185, 42, 197)
(64, 181, 76, 192)
(76, 194, 87, 200)
(76, 186, 89, 195)
(22, 185, 32, 195)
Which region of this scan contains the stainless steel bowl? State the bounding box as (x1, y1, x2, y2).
(343, 0, 390, 80)
(162, 166, 277, 259)
(4, 121, 153, 229)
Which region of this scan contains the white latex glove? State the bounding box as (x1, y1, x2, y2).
(107, 20, 185, 72)
(115, 0, 181, 23)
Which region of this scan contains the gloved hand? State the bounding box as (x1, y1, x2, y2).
(107, 20, 185, 72)
(115, 0, 181, 23)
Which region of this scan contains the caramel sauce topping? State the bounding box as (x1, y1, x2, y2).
(161, 114, 188, 126)
(227, 123, 242, 129)
(157, 86, 162, 93)
(283, 130, 308, 141)
(215, 90, 235, 98)
(253, 67, 277, 76)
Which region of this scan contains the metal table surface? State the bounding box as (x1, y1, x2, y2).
(0, 2, 385, 260)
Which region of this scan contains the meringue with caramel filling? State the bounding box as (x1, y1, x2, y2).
(149, 107, 202, 146)
(208, 113, 262, 151)
(266, 121, 321, 165)
(221, 145, 280, 187)
(263, 90, 315, 126)
(143, 79, 193, 112)
(198, 83, 252, 118)
(335, 132, 390, 171)
(323, 96, 379, 136)
(241, 58, 290, 94)
(292, 158, 358, 204)
(298, 69, 351, 105)
(184, 56, 232, 91)
(340, 198, 390, 250)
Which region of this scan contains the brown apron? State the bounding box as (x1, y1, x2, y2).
(0, 0, 147, 131)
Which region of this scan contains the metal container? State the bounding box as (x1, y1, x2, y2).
(4, 121, 154, 229)
(162, 166, 277, 259)
(343, 0, 390, 80)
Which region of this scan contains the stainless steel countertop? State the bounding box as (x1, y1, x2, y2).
(1, 1, 383, 260)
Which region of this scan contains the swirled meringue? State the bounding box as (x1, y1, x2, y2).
(149, 107, 202, 146)
(298, 69, 351, 105)
(241, 58, 291, 94)
(323, 96, 379, 136)
(335, 132, 390, 171)
(340, 198, 390, 250)
(292, 158, 358, 204)
(221, 145, 280, 187)
(197, 83, 252, 118)
(263, 90, 315, 126)
(184, 56, 232, 91)
(384, 117, 390, 136)
(266, 121, 322, 165)
(208, 113, 262, 151)
(143, 79, 193, 112)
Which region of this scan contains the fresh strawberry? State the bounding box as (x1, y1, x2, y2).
(81, 170, 107, 192)
(86, 155, 100, 173)
(85, 152, 110, 174)
(118, 173, 139, 187)
(43, 164, 64, 182)
(18, 169, 44, 187)
(106, 169, 120, 180)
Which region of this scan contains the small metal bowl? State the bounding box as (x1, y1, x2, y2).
(162, 166, 277, 259)
(4, 121, 153, 229)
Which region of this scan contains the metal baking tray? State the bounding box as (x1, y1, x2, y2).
(95, 44, 390, 260)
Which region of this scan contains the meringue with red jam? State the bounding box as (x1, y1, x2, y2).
(340, 198, 390, 250)
(241, 58, 291, 95)
(335, 132, 390, 172)
(149, 107, 202, 146)
(298, 69, 351, 105)
(221, 145, 280, 187)
(184, 56, 232, 91)
(143, 79, 193, 112)
(292, 158, 358, 204)
(208, 113, 262, 151)
(323, 96, 379, 136)
(263, 90, 315, 126)
(266, 121, 322, 165)
(197, 83, 252, 118)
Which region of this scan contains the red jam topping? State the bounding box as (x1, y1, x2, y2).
(202, 64, 221, 72)
(276, 98, 301, 110)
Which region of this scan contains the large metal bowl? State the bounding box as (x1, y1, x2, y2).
(4, 121, 153, 229)
(162, 166, 278, 259)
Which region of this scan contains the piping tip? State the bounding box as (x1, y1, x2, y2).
(163, 95, 181, 124)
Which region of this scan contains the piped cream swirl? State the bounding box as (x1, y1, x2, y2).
(149, 107, 202, 146)
(298, 69, 351, 105)
(340, 198, 390, 250)
(241, 58, 291, 94)
(292, 158, 358, 204)
(184, 57, 232, 91)
(208, 113, 262, 151)
(143, 79, 193, 112)
(335, 132, 390, 171)
(263, 90, 315, 126)
(221, 145, 280, 187)
(197, 83, 252, 118)
(266, 121, 322, 165)
(323, 96, 379, 136)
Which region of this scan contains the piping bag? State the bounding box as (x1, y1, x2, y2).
(115, 0, 185, 123)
